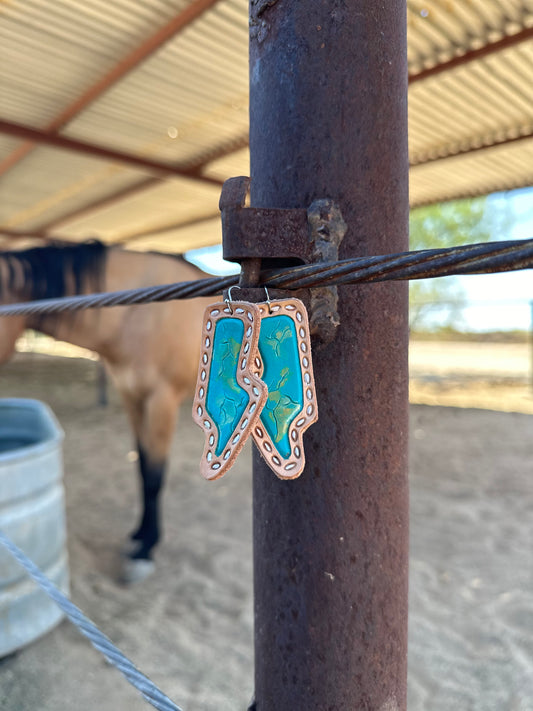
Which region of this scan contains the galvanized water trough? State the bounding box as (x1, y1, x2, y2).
(0, 398, 68, 657)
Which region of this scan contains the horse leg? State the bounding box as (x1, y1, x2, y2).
(122, 384, 179, 582)
(114, 389, 159, 548)
(129, 440, 165, 554)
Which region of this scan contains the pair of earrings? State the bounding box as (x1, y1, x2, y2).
(192, 289, 318, 481)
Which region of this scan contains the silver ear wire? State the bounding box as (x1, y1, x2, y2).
(264, 286, 272, 314)
(225, 285, 239, 314)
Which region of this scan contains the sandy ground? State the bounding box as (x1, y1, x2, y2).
(0, 351, 532, 710)
(410, 340, 533, 415)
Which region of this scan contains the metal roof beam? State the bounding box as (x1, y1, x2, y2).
(184, 134, 250, 173)
(0, 118, 224, 186)
(4, 126, 530, 245)
(40, 177, 162, 233)
(36, 138, 248, 233)
(0, 212, 221, 247)
(116, 212, 221, 244)
(40, 0, 224, 130)
(409, 26, 533, 84)
(0, 228, 50, 242)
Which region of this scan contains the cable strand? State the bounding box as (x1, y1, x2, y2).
(0, 239, 531, 317)
(0, 530, 183, 711)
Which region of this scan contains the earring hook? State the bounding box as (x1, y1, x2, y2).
(225, 285, 240, 314)
(264, 286, 272, 314)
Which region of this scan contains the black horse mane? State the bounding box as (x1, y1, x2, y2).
(0, 239, 108, 301)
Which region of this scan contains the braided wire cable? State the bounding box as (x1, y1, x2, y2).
(0, 238, 531, 317)
(0, 529, 183, 711)
(262, 238, 533, 288)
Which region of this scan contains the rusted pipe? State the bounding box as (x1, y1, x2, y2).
(249, 1, 409, 709)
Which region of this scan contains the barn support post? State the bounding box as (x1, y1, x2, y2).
(248, 2, 410, 709)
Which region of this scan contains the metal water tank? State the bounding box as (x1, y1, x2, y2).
(0, 398, 69, 657)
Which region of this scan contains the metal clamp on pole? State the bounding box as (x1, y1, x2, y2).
(219, 176, 346, 343)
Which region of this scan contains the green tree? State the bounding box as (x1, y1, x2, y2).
(409, 196, 513, 331)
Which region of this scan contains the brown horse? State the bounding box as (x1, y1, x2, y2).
(0, 241, 215, 581)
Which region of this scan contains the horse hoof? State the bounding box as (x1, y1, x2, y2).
(120, 557, 155, 584)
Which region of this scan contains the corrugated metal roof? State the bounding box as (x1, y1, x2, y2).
(0, 149, 145, 231)
(409, 44, 533, 162)
(0, 0, 192, 126)
(407, 0, 532, 70)
(63, 4, 249, 164)
(410, 136, 533, 204)
(0, 0, 532, 253)
(56, 177, 222, 242)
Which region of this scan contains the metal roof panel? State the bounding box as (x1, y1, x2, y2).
(0, 0, 532, 250)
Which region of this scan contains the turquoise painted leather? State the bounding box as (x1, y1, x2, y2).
(258, 315, 303, 457)
(205, 318, 248, 455)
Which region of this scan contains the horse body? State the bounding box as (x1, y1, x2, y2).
(0, 242, 214, 580)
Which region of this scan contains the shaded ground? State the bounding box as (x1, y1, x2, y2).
(0, 353, 532, 710)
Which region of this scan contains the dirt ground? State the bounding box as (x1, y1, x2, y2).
(410, 339, 533, 415)
(0, 351, 532, 710)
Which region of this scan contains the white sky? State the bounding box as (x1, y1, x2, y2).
(453, 188, 532, 331)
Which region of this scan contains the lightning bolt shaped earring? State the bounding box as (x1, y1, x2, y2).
(251, 292, 318, 479)
(192, 289, 268, 480)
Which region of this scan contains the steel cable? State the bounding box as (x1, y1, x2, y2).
(0, 529, 183, 711)
(0, 238, 531, 317)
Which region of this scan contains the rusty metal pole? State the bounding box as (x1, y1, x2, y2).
(249, 2, 409, 709)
